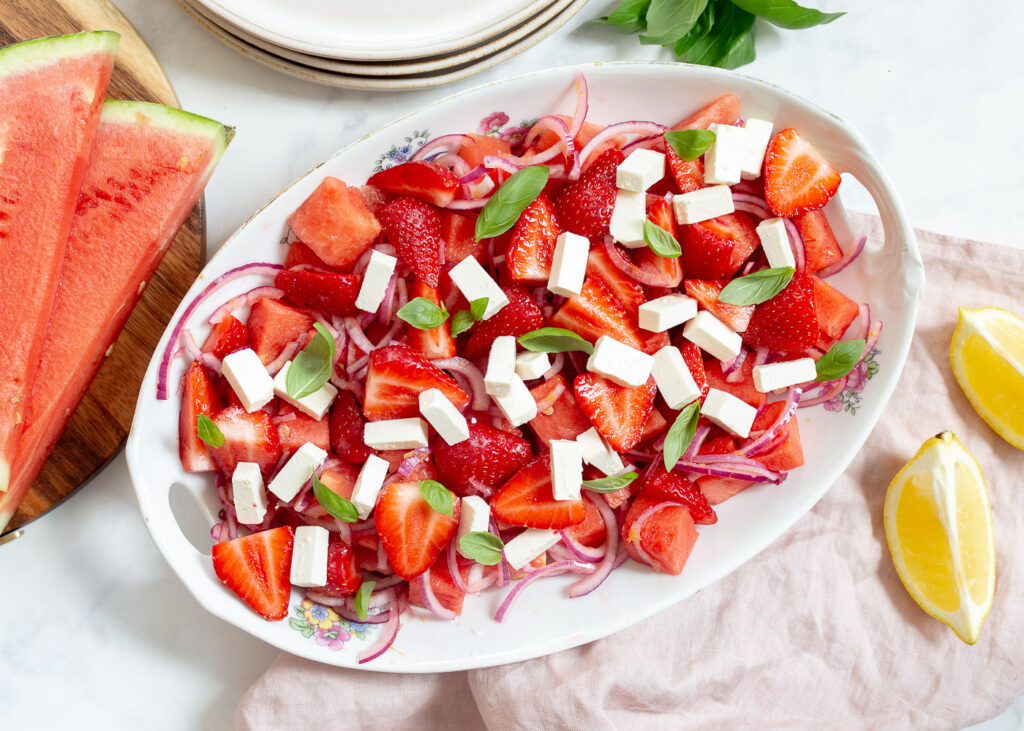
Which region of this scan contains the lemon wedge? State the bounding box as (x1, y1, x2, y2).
(950, 306, 1024, 450)
(883, 431, 995, 644)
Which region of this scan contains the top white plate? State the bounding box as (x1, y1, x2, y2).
(127, 62, 924, 673)
(194, 0, 557, 61)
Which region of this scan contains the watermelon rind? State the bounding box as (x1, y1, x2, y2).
(0, 31, 120, 79)
(100, 99, 235, 167)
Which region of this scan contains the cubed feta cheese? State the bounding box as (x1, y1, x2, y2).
(550, 439, 583, 501)
(232, 462, 268, 526)
(273, 361, 338, 420)
(586, 335, 654, 388)
(740, 118, 774, 180)
(503, 528, 561, 570)
(672, 185, 735, 225)
(609, 189, 646, 248)
(490, 374, 537, 427)
(456, 495, 491, 558)
(652, 346, 702, 409)
(702, 388, 758, 438)
(682, 311, 742, 362)
(616, 148, 666, 192)
(449, 256, 509, 319)
(268, 442, 328, 502)
(515, 351, 550, 381)
(221, 348, 274, 413)
(703, 123, 746, 186)
(638, 294, 698, 332)
(363, 418, 429, 450)
(290, 525, 329, 588)
(418, 388, 469, 445)
(351, 453, 389, 519)
(548, 231, 590, 297)
(355, 250, 398, 313)
(576, 426, 626, 477)
(756, 217, 795, 270)
(484, 335, 516, 397)
(752, 358, 817, 393)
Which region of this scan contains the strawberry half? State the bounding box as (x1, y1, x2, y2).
(505, 192, 562, 284)
(585, 246, 646, 313)
(212, 526, 294, 620)
(555, 148, 623, 241)
(636, 197, 684, 287)
(374, 479, 460, 580)
(743, 275, 821, 353)
(315, 535, 363, 598)
(572, 373, 656, 452)
(665, 139, 705, 194)
(367, 160, 460, 207)
(201, 316, 248, 360)
(677, 341, 710, 401)
(329, 390, 371, 463)
(763, 128, 841, 217)
(679, 211, 760, 280)
(684, 279, 755, 332)
(274, 268, 361, 317)
(550, 276, 645, 350)
(363, 344, 469, 420)
(463, 285, 544, 361)
(179, 362, 223, 472)
(208, 405, 281, 477)
(433, 421, 533, 497)
(441, 210, 485, 264)
(405, 281, 456, 359)
(491, 453, 586, 529)
(642, 463, 717, 525)
(378, 197, 444, 287)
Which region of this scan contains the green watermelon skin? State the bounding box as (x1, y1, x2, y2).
(0, 101, 231, 530)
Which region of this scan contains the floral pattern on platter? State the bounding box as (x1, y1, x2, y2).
(372, 129, 430, 172)
(825, 348, 880, 415)
(288, 598, 372, 651)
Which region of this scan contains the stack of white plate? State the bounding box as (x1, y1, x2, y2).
(176, 0, 590, 90)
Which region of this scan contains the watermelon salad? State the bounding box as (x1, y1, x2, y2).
(163, 73, 880, 663)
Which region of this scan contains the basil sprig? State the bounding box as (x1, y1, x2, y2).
(397, 297, 449, 330)
(354, 580, 376, 621)
(419, 479, 455, 517)
(286, 322, 335, 399)
(312, 472, 359, 523)
(458, 531, 505, 565)
(643, 220, 682, 258)
(583, 471, 639, 493)
(815, 339, 866, 382)
(518, 327, 594, 355)
(664, 129, 716, 161)
(730, 0, 844, 29)
(196, 414, 224, 449)
(718, 266, 794, 306)
(475, 165, 550, 240)
(450, 297, 489, 337)
(664, 400, 701, 471)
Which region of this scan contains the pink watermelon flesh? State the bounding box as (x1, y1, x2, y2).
(0, 31, 118, 497)
(0, 100, 231, 531)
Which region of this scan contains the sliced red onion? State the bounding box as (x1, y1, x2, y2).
(465, 565, 497, 594)
(431, 151, 472, 179)
(458, 164, 489, 185)
(676, 457, 783, 483)
(819, 235, 867, 278)
(446, 540, 472, 594)
(534, 381, 566, 414)
(569, 495, 621, 597)
(731, 192, 805, 275)
(303, 590, 348, 607)
(358, 589, 401, 663)
(200, 353, 222, 374)
(601, 237, 677, 287)
(566, 71, 589, 143)
(557, 528, 605, 563)
(754, 347, 770, 368)
(376, 540, 389, 573)
(682, 423, 711, 461)
(574, 121, 668, 179)
(208, 285, 285, 325)
(431, 357, 488, 411)
(520, 115, 574, 167)
(541, 352, 565, 381)
(483, 154, 523, 176)
(181, 329, 202, 363)
(379, 273, 399, 325)
(330, 375, 365, 402)
(737, 387, 801, 455)
(371, 574, 404, 590)
(723, 348, 748, 382)
(334, 605, 392, 625)
(397, 449, 430, 477)
(447, 197, 490, 210)
(786, 217, 806, 276)
(494, 561, 596, 622)
(799, 377, 847, 408)
(264, 338, 302, 377)
(344, 316, 376, 355)
(409, 133, 473, 162)
(272, 412, 297, 425)
(620, 134, 662, 156)
(417, 569, 457, 620)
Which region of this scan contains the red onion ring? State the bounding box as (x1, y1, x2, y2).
(344, 316, 376, 355)
(430, 357, 488, 410)
(676, 457, 783, 483)
(200, 353, 222, 374)
(569, 495, 621, 597)
(557, 527, 605, 563)
(819, 235, 867, 278)
(358, 589, 401, 663)
(458, 164, 489, 184)
(601, 237, 677, 287)
(417, 569, 457, 620)
(494, 560, 596, 622)
(446, 539, 472, 594)
(264, 338, 303, 377)
(483, 154, 523, 176)
(397, 449, 430, 477)
(723, 348, 748, 383)
(181, 329, 202, 363)
(519, 115, 575, 167)
(334, 605, 392, 625)
(732, 192, 806, 275)
(799, 377, 847, 408)
(574, 121, 668, 179)
(447, 197, 490, 210)
(682, 423, 711, 461)
(541, 352, 565, 381)
(534, 381, 566, 414)
(567, 71, 589, 143)
(208, 285, 285, 325)
(409, 133, 473, 162)
(737, 387, 801, 456)
(330, 375, 365, 402)
(620, 134, 663, 156)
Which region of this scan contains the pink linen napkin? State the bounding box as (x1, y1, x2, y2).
(237, 214, 1024, 730)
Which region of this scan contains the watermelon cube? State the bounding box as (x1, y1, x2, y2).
(810, 275, 860, 351)
(287, 176, 381, 271)
(621, 494, 699, 575)
(793, 210, 843, 273)
(247, 298, 315, 365)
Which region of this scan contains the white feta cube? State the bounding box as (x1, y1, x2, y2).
(363, 418, 429, 450)
(290, 525, 329, 588)
(267, 442, 328, 502)
(740, 118, 774, 180)
(609, 189, 646, 248)
(548, 232, 590, 297)
(576, 427, 626, 477)
(484, 335, 517, 398)
(491, 374, 537, 427)
(418, 388, 469, 445)
(753, 358, 817, 393)
(550, 439, 583, 501)
(682, 311, 742, 362)
(702, 388, 758, 439)
(616, 148, 666, 192)
(351, 453, 389, 519)
(756, 217, 796, 270)
(638, 294, 698, 332)
(703, 123, 746, 186)
(221, 348, 274, 413)
(652, 346, 702, 410)
(503, 528, 561, 570)
(672, 185, 735, 225)
(515, 351, 550, 381)
(456, 495, 491, 558)
(586, 335, 654, 388)
(448, 256, 509, 319)
(232, 462, 268, 526)
(273, 361, 338, 420)
(355, 250, 398, 313)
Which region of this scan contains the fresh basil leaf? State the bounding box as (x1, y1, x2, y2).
(664, 129, 716, 160)
(583, 472, 639, 493)
(458, 531, 505, 566)
(684, 2, 755, 68)
(717, 266, 795, 306)
(664, 401, 701, 471)
(397, 297, 449, 330)
(643, 219, 682, 258)
(717, 8, 757, 69)
(469, 297, 489, 321)
(286, 322, 335, 399)
(450, 310, 475, 337)
(599, 0, 651, 33)
(673, 1, 715, 56)
(312, 472, 360, 523)
(518, 327, 594, 355)
(729, 0, 844, 29)
(419, 479, 455, 517)
(640, 0, 708, 45)
(475, 166, 549, 240)
(196, 413, 224, 449)
(815, 339, 866, 382)
(354, 580, 376, 621)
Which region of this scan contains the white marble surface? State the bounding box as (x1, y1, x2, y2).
(2, 1, 1023, 728)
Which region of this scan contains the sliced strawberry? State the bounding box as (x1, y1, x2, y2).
(374, 479, 459, 580)
(274, 269, 361, 317)
(359, 184, 391, 215)
(433, 421, 533, 497)
(555, 148, 623, 241)
(212, 526, 294, 620)
(208, 405, 281, 477)
(287, 177, 380, 271)
(743, 275, 821, 353)
(275, 402, 329, 453)
(550, 276, 645, 349)
(202, 316, 248, 360)
(573, 373, 656, 452)
(750, 400, 805, 471)
(684, 279, 754, 332)
(408, 552, 470, 616)
(704, 356, 765, 409)
(491, 453, 586, 529)
(565, 494, 607, 548)
(284, 241, 335, 270)
(441, 210, 486, 264)
(680, 211, 760, 280)
(179, 362, 223, 472)
(463, 285, 544, 361)
(665, 139, 705, 194)
(248, 298, 314, 365)
(585, 246, 646, 313)
(368, 160, 460, 207)
(378, 197, 444, 287)
(621, 494, 698, 575)
(763, 128, 841, 217)
(809, 274, 860, 351)
(315, 535, 364, 598)
(528, 374, 592, 448)
(363, 344, 469, 420)
(642, 463, 717, 525)
(405, 281, 456, 359)
(329, 390, 372, 463)
(636, 197, 684, 287)
(792, 209, 842, 273)
(505, 193, 562, 284)
(671, 93, 742, 130)
(677, 341, 710, 401)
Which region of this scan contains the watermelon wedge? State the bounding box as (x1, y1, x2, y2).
(0, 31, 119, 494)
(0, 101, 232, 531)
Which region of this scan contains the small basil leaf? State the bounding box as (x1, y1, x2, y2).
(475, 165, 549, 240)
(717, 266, 795, 306)
(354, 580, 376, 621)
(397, 297, 449, 330)
(664, 129, 717, 160)
(470, 297, 489, 321)
(815, 339, 866, 382)
(518, 327, 594, 355)
(196, 413, 224, 449)
(599, 0, 651, 34)
(458, 531, 505, 566)
(286, 322, 335, 399)
(312, 472, 359, 523)
(664, 401, 701, 471)
(729, 0, 844, 29)
(450, 310, 475, 337)
(640, 0, 708, 45)
(582, 472, 639, 493)
(643, 219, 682, 258)
(419, 479, 455, 517)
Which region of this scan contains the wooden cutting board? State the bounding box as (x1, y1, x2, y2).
(0, 0, 204, 534)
